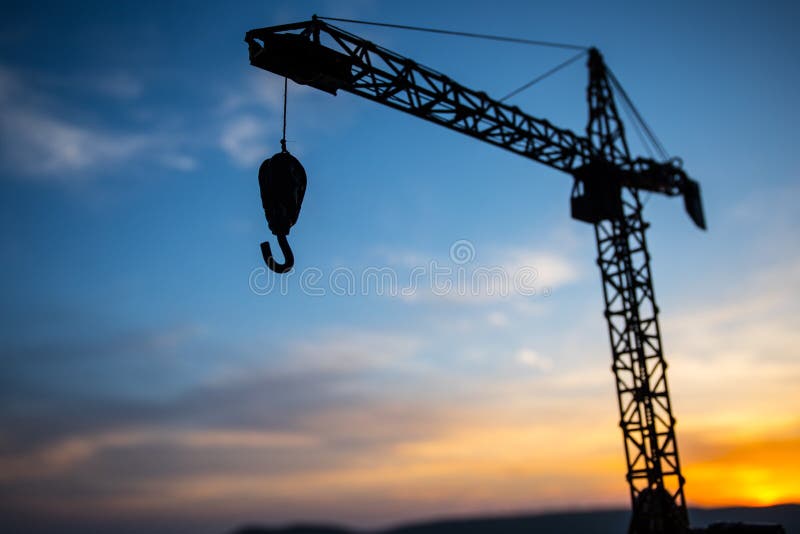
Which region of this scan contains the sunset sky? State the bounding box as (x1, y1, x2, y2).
(1, 1, 798, 533)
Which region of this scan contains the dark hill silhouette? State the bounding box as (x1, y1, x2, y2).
(231, 505, 798, 534)
(236, 528, 351, 534)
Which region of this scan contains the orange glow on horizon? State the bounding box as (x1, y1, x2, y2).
(683, 432, 800, 508)
(5, 419, 798, 525)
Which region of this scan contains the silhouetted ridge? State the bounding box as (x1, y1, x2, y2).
(230, 505, 799, 534)
(386, 509, 628, 534)
(236, 526, 353, 534)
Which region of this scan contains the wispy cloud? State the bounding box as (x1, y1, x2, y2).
(1, 105, 149, 176)
(1, 254, 798, 526)
(216, 71, 347, 166)
(217, 73, 292, 167)
(662, 257, 800, 430)
(282, 329, 422, 374)
(1, 269, 798, 525)
(0, 324, 457, 523)
(0, 65, 193, 178)
(486, 310, 509, 327)
(219, 114, 274, 167)
(515, 348, 553, 371)
(159, 153, 197, 172)
(0, 428, 319, 482)
(498, 248, 582, 289)
(38, 69, 146, 100)
(392, 243, 583, 303)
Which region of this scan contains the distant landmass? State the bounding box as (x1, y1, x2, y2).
(233, 505, 799, 534)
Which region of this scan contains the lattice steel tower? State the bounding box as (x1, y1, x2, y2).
(583, 48, 688, 534)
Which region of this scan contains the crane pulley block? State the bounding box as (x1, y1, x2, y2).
(258, 151, 306, 236)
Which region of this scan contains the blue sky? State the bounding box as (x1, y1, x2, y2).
(1, 1, 799, 533)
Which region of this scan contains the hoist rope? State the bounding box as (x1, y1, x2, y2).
(280, 77, 288, 152)
(500, 50, 587, 102)
(317, 16, 588, 51)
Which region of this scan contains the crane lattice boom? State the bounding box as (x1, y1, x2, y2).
(245, 18, 705, 229)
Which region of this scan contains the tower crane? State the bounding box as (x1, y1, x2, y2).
(243, 16, 782, 534)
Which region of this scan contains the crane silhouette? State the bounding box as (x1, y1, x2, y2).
(243, 15, 782, 534)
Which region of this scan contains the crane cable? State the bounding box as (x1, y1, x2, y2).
(616, 86, 656, 160)
(604, 70, 667, 207)
(318, 15, 589, 104)
(605, 69, 673, 208)
(500, 50, 587, 102)
(317, 15, 665, 158)
(318, 15, 671, 206)
(607, 68, 669, 161)
(317, 16, 588, 51)
(280, 77, 288, 152)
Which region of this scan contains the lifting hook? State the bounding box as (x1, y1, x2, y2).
(257, 78, 306, 275)
(257, 150, 306, 274)
(260, 234, 294, 274)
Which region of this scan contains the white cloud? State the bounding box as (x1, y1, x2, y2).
(216, 72, 327, 166)
(1, 106, 148, 175)
(515, 348, 553, 371)
(0, 428, 318, 482)
(217, 77, 281, 167)
(486, 311, 509, 327)
(640, 255, 800, 438)
(499, 248, 582, 289)
(393, 244, 581, 303)
(220, 71, 314, 116)
(369, 245, 432, 269)
(219, 114, 273, 167)
(0, 65, 197, 178)
(161, 153, 198, 172)
(282, 329, 422, 374)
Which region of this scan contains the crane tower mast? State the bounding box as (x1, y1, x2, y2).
(245, 16, 705, 534)
(585, 48, 687, 533)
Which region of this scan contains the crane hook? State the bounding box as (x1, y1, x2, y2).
(257, 150, 306, 275)
(260, 234, 294, 274)
(257, 78, 306, 275)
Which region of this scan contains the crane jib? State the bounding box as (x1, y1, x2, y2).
(245, 20, 705, 231)
(245, 22, 594, 176)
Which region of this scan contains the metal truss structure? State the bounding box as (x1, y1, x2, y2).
(585, 48, 688, 534)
